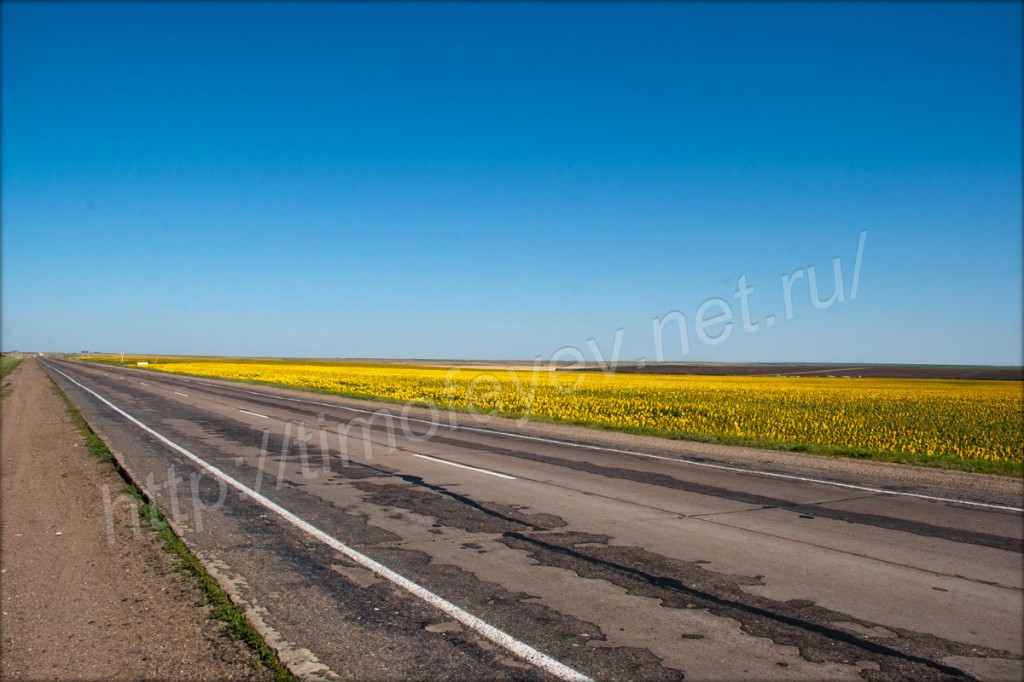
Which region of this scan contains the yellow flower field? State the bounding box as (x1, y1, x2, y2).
(133, 360, 1023, 466)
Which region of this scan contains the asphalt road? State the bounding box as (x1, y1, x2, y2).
(41, 359, 1023, 681)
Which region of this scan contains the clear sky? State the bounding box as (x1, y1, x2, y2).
(2, 1, 1021, 365)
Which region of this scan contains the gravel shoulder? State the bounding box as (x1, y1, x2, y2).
(0, 359, 274, 681)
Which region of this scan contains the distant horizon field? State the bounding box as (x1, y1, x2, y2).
(67, 353, 1024, 380)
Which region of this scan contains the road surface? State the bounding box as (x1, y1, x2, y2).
(41, 359, 1023, 681)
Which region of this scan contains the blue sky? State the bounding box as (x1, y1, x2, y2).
(2, 2, 1021, 364)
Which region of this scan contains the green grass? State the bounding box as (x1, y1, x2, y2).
(126, 484, 295, 682)
(1, 355, 22, 380)
(53, 384, 114, 464)
(49, 375, 295, 682)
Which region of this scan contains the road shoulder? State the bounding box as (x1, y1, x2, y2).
(0, 359, 274, 681)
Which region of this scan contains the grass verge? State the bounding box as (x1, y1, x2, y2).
(1, 356, 22, 380)
(54, 385, 114, 465)
(48, 374, 295, 682)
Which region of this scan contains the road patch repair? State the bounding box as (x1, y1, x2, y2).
(0, 359, 284, 680)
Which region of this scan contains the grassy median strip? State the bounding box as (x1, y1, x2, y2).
(49, 376, 295, 682)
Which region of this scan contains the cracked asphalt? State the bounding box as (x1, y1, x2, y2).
(42, 359, 1024, 681)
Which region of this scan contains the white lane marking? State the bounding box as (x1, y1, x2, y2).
(43, 363, 591, 682)
(239, 409, 269, 419)
(139, 382, 148, 386)
(65, 362, 1024, 514)
(173, 391, 189, 397)
(451, 428, 1024, 513)
(412, 454, 516, 480)
(199, 381, 1024, 513)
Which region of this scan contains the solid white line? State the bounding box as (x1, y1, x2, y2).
(239, 409, 269, 419)
(412, 454, 516, 480)
(173, 391, 189, 397)
(42, 363, 591, 682)
(66, 362, 1024, 514)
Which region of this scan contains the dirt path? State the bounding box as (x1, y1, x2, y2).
(1, 359, 273, 681)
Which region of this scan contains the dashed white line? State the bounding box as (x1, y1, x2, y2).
(42, 363, 591, 682)
(57, 362, 1024, 514)
(173, 391, 189, 397)
(412, 454, 516, 480)
(195, 378, 1023, 513)
(239, 409, 269, 419)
